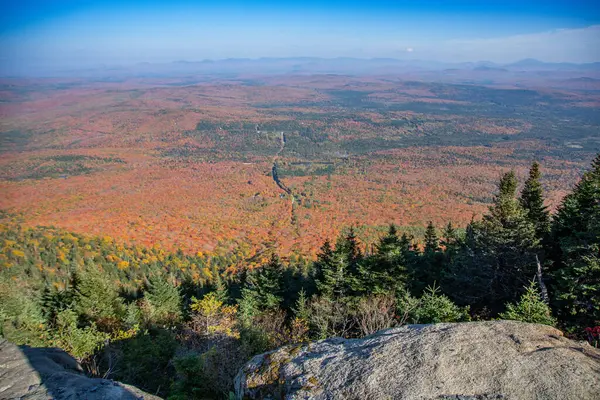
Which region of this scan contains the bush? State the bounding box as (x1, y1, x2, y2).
(307, 296, 356, 339)
(499, 281, 556, 326)
(353, 294, 397, 336)
(52, 309, 109, 361)
(0, 279, 49, 347)
(398, 285, 471, 324)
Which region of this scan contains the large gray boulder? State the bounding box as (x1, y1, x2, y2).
(0, 339, 161, 400)
(235, 321, 600, 400)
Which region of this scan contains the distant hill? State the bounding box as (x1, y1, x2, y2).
(4, 57, 600, 78)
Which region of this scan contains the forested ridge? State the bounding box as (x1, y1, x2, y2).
(1, 155, 599, 399)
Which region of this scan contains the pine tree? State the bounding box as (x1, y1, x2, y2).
(441, 221, 460, 256)
(356, 224, 408, 295)
(500, 281, 556, 326)
(445, 171, 538, 312)
(548, 154, 600, 329)
(335, 226, 362, 276)
(76, 268, 125, 331)
(241, 253, 283, 314)
(314, 240, 338, 298)
(212, 273, 229, 304)
(376, 224, 401, 255)
(424, 221, 440, 253)
(145, 275, 182, 327)
(292, 289, 310, 321)
(520, 161, 550, 238)
(417, 222, 444, 293)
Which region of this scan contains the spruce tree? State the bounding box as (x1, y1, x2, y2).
(446, 171, 538, 312)
(418, 221, 444, 292)
(441, 221, 459, 255)
(548, 154, 600, 329)
(76, 268, 125, 331)
(357, 224, 407, 295)
(376, 224, 401, 255)
(241, 253, 283, 313)
(424, 221, 440, 253)
(145, 275, 182, 327)
(314, 240, 338, 298)
(520, 161, 550, 238)
(332, 227, 364, 296)
(335, 226, 362, 276)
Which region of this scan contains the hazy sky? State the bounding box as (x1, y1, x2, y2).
(1, 0, 599, 70)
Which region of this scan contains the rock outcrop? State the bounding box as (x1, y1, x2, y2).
(0, 339, 161, 400)
(235, 321, 600, 400)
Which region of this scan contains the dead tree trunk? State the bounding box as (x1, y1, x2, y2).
(535, 254, 550, 304)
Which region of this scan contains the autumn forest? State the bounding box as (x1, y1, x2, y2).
(1, 70, 599, 398)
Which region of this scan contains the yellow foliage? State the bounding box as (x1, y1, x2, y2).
(112, 324, 140, 341)
(201, 267, 213, 280)
(190, 293, 239, 339)
(117, 260, 130, 270)
(11, 249, 25, 258)
(191, 292, 222, 316)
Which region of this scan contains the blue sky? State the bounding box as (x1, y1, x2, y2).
(1, 0, 599, 70)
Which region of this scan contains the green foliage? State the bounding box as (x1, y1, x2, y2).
(0, 278, 48, 347)
(76, 268, 125, 332)
(293, 289, 311, 321)
(145, 275, 182, 328)
(548, 154, 600, 329)
(424, 221, 440, 253)
(520, 161, 550, 238)
(399, 285, 471, 324)
(52, 309, 109, 361)
(445, 171, 538, 312)
(241, 254, 283, 317)
(357, 225, 408, 295)
(314, 239, 341, 298)
(114, 330, 178, 396)
(500, 281, 556, 326)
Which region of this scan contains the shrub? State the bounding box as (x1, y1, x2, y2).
(52, 309, 109, 361)
(500, 281, 556, 326)
(398, 285, 471, 324)
(353, 294, 397, 336)
(307, 296, 356, 339)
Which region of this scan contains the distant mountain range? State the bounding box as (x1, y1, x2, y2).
(4, 57, 600, 78)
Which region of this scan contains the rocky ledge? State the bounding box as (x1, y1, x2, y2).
(235, 321, 600, 400)
(0, 339, 161, 400)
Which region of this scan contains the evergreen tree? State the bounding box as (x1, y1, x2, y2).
(500, 281, 556, 326)
(547, 154, 600, 329)
(335, 226, 362, 276)
(292, 289, 311, 321)
(441, 221, 460, 257)
(212, 273, 229, 304)
(76, 268, 125, 331)
(314, 240, 338, 298)
(241, 253, 283, 314)
(445, 171, 538, 312)
(145, 275, 182, 327)
(424, 221, 440, 253)
(416, 222, 444, 293)
(520, 161, 550, 238)
(376, 224, 401, 255)
(356, 225, 408, 295)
